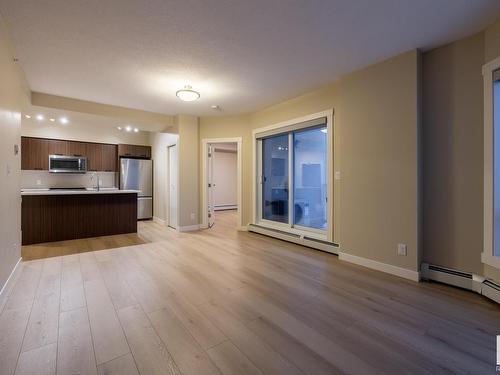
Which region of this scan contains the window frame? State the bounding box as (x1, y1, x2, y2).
(252, 110, 334, 242)
(482, 56, 500, 269)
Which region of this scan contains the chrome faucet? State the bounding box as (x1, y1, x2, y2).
(91, 172, 100, 191)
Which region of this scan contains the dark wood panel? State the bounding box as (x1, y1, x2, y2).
(21, 193, 137, 245)
(86, 143, 103, 171)
(21, 137, 49, 170)
(22, 136, 148, 171)
(68, 141, 87, 157)
(48, 139, 68, 155)
(101, 144, 118, 172)
(118, 144, 151, 159)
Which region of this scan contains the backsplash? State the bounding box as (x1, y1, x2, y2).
(21, 170, 117, 189)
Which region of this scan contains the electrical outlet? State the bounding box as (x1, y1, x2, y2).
(190, 213, 195, 220)
(36, 179, 42, 186)
(397, 243, 407, 256)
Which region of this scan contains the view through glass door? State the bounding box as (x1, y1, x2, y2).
(257, 120, 328, 235)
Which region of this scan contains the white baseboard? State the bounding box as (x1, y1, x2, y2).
(338, 252, 420, 282)
(178, 224, 201, 232)
(0, 257, 22, 298)
(153, 216, 166, 225)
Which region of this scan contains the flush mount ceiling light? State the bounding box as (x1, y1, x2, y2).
(60, 117, 69, 124)
(36, 114, 44, 121)
(176, 85, 200, 102)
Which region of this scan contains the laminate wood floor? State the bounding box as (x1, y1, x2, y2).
(3, 210, 500, 374)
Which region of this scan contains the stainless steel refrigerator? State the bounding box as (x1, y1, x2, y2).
(120, 158, 153, 219)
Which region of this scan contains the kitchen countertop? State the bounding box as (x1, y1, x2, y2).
(21, 188, 140, 196)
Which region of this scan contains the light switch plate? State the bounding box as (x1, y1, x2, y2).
(397, 243, 407, 256)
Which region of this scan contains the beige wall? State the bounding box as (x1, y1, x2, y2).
(422, 32, 485, 274)
(421, 18, 500, 284)
(200, 50, 421, 272)
(337, 50, 420, 270)
(0, 15, 30, 290)
(149, 132, 178, 222)
(177, 115, 200, 228)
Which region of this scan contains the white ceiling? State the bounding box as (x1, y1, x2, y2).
(1, 1, 500, 116)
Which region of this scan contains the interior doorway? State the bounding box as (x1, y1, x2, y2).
(202, 138, 242, 230)
(168, 144, 178, 229)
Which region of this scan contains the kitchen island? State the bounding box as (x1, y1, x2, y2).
(21, 189, 139, 245)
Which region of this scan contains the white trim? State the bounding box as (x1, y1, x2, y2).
(153, 216, 166, 225)
(483, 57, 500, 270)
(178, 224, 201, 232)
(338, 252, 420, 282)
(201, 137, 243, 230)
(0, 258, 22, 298)
(252, 109, 334, 241)
(482, 251, 500, 269)
(166, 143, 179, 230)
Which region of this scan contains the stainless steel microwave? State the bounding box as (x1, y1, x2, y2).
(48, 155, 87, 173)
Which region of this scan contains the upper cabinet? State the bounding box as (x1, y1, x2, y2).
(48, 140, 68, 155)
(21, 137, 120, 172)
(101, 144, 118, 172)
(68, 141, 87, 157)
(86, 143, 103, 172)
(118, 144, 151, 159)
(21, 137, 49, 170)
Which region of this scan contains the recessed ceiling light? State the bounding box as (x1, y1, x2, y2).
(36, 114, 44, 121)
(125, 126, 132, 132)
(211, 105, 221, 110)
(176, 85, 200, 102)
(117, 126, 122, 130)
(60, 117, 69, 124)
(49, 118, 55, 122)
(133, 128, 139, 133)
(24, 114, 31, 119)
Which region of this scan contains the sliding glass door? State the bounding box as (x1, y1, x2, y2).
(262, 134, 289, 223)
(293, 126, 327, 230)
(257, 119, 328, 236)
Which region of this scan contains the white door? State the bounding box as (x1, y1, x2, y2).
(168, 145, 178, 229)
(208, 145, 215, 228)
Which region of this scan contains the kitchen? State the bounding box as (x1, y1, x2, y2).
(20, 105, 159, 258)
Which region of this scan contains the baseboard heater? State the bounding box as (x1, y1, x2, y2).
(421, 263, 500, 304)
(247, 224, 338, 254)
(214, 205, 237, 211)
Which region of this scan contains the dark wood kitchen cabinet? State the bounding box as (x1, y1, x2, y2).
(21, 137, 49, 170)
(22, 136, 123, 172)
(68, 141, 87, 157)
(101, 144, 118, 172)
(118, 144, 151, 159)
(48, 139, 68, 155)
(86, 143, 103, 171)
